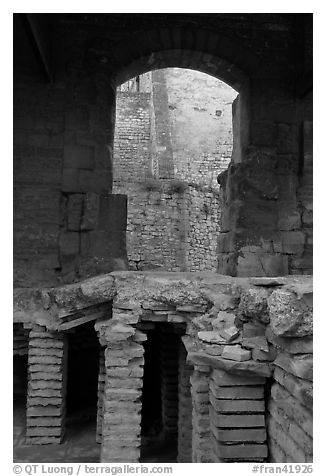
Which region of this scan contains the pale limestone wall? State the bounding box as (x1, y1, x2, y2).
(113, 69, 232, 272)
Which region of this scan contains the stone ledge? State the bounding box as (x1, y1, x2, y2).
(187, 351, 272, 377)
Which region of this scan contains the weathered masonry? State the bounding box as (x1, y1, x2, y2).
(113, 69, 236, 272)
(14, 13, 312, 286)
(14, 272, 312, 462)
(13, 13, 313, 463)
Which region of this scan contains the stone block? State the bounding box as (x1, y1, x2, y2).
(242, 335, 269, 352)
(213, 427, 266, 443)
(274, 231, 306, 254)
(252, 347, 277, 362)
(222, 345, 251, 361)
(211, 368, 265, 386)
(237, 252, 289, 278)
(219, 326, 239, 342)
(59, 231, 80, 256)
(64, 145, 95, 169)
(26, 427, 63, 437)
(62, 168, 80, 192)
(80, 192, 100, 230)
(67, 193, 84, 231)
(273, 353, 313, 381)
(198, 331, 228, 344)
(211, 385, 264, 400)
(29, 381, 62, 390)
(238, 287, 270, 323)
(214, 413, 265, 428)
(216, 442, 268, 460)
(265, 327, 313, 354)
(210, 397, 265, 414)
(268, 286, 313, 337)
(27, 417, 63, 427)
(27, 406, 63, 417)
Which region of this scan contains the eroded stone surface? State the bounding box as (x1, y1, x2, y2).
(268, 285, 313, 337)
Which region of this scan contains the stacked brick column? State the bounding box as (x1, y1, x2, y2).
(26, 325, 67, 444)
(159, 325, 180, 443)
(209, 369, 267, 462)
(100, 333, 146, 462)
(177, 342, 193, 462)
(190, 365, 214, 462)
(96, 347, 105, 444)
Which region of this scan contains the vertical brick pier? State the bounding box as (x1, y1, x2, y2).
(100, 326, 146, 463)
(190, 365, 214, 462)
(26, 325, 67, 444)
(209, 369, 267, 462)
(177, 342, 193, 462)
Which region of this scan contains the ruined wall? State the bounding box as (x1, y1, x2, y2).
(14, 270, 313, 463)
(113, 91, 151, 183)
(113, 181, 221, 272)
(113, 69, 230, 272)
(166, 68, 237, 186)
(186, 186, 221, 271)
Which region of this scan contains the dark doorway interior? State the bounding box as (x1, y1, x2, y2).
(13, 354, 28, 432)
(66, 321, 100, 438)
(140, 322, 184, 463)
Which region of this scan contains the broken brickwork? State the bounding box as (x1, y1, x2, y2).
(14, 271, 313, 463)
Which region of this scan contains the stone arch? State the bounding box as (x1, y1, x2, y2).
(109, 27, 255, 164)
(109, 26, 259, 90)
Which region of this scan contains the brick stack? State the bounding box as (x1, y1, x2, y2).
(26, 325, 67, 445)
(96, 347, 105, 444)
(100, 331, 146, 463)
(177, 343, 193, 462)
(267, 354, 313, 462)
(159, 325, 180, 443)
(190, 366, 214, 462)
(209, 369, 267, 462)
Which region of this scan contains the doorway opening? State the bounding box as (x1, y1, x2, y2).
(113, 68, 237, 273)
(140, 322, 186, 463)
(13, 324, 29, 445)
(66, 321, 100, 443)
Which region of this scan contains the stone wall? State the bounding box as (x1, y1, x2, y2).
(266, 332, 313, 461)
(166, 68, 237, 186)
(14, 14, 313, 280)
(113, 68, 228, 272)
(113, 181, 221, 272)
(114, 91, 152, 182)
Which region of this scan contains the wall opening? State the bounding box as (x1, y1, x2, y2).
(13, 324, 29, 443)
(140, 322, 186, 463)
(66, 322, 100, 441)
(113, 67, 237, 272)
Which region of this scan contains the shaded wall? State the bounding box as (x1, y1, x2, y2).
(13, 13, 313, 282)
